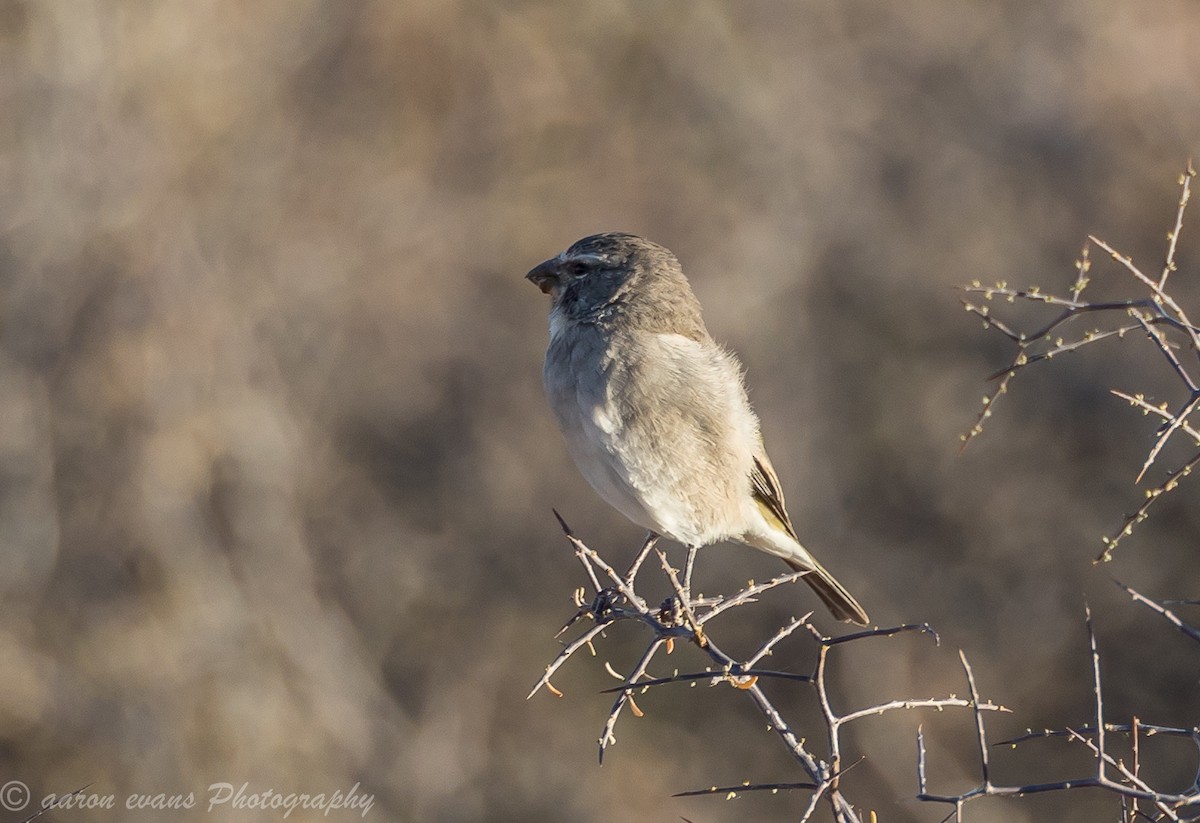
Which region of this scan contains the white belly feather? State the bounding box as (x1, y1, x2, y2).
(544, 316, 759, 545)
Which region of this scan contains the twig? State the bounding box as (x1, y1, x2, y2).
(624, 532, 658, 589)
(673, 780, 820, 798)
(533, 521, 999, 820)
(552, 509, 645, 608)
(1159, 159, 1195, 289)
(599, 637, 667, 762)
(745, 613, 812, 668)
(917, 605, 1200, 816)
(999, 722, 1197, 746)
(961, 165, 1200, 556)
(1111, 390, 1200, 446)
(1115, 580, 1200, 645)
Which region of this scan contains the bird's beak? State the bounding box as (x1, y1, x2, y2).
(525, 259, 560, 295)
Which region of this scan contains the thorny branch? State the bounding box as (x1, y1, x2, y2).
(927, 163, 1200, 822)
(917, 603, 1200, 822)
(960, 162, 1198, 560)
(1115, 579, 1200, 646)
(529, 513, 1006, 821)
(530, 167, 1200, 823)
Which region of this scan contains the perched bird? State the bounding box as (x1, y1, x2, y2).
(526, 233, 869, 625)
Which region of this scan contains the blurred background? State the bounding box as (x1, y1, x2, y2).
(2, 1, 1199, 820)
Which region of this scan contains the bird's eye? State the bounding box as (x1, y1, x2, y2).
(566, 260, 589, 276)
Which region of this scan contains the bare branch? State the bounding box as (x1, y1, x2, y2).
(533, 523, 998, 820)
(697, 570, 807, 623)
(1159, 159, 1195, 290)
(998, 722, 1197, 747)
(1098, 448, 1200, 562)
(552, 509, 646, 608)
(745, 613, 812, 668)
(624, 532, 659, 590)
(1115, 580, 1200, 645)
(916, 604, 1200, 816)
(1134, 393, 1200, 484)
(1111, 390, 1200, 445)
(599, 637, 668, 763)
(673, 780, 819, 798)
(1087, 233, 1200, 353)
(962, 164, 1200, 555)
(527, 621, 609, 700)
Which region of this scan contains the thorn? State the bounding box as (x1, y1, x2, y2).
(551, 508, 572, 535)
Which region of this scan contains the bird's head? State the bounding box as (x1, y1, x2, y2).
(525, 233, 689, 322)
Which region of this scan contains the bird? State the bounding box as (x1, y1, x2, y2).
(526, 232, 869, 625)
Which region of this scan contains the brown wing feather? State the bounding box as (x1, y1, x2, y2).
(750, 450, 798, 541)
(751, 447, 870, 625)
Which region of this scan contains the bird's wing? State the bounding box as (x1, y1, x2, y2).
(750, 448, 799, 541)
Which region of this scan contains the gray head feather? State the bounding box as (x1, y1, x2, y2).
(533, 233, 709, 341)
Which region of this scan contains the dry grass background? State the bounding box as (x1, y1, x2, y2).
(2, 2, 1199, 821)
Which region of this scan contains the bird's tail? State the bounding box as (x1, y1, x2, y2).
(782, 556, 869, 626)
(743, 526, 869, 625)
